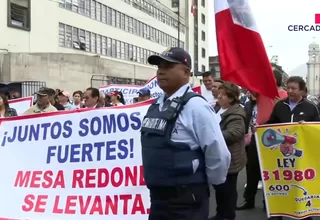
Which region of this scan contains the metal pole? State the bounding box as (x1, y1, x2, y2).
(177, 1, 180, 47)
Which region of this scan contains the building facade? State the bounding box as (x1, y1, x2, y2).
(208, 55, 220, 78)
(0, 0, 207, 90)
(306, 41, 320, 96)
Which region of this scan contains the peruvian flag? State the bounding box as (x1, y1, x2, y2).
(214, 0, 278, 124)
(191, 0, 197, 16)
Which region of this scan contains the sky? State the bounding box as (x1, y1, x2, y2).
(208, 0, 320, 74)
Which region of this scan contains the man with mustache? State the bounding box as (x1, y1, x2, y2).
(140, 47, 231, 220)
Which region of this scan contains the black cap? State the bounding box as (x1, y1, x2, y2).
(148, 47, 192, 69)
(35, 87, 55, 96)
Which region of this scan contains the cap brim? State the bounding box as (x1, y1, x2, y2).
(148, 55, 181, 65)
(138, 93, 150, 96)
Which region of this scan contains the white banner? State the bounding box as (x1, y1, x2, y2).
(142, 76, 163, 98)
(8, 97, 33, 115)
(0, 101, 152, 220)
(99, 84, 141, 104)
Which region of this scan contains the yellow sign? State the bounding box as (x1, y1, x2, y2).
(256, 124, 320, 219)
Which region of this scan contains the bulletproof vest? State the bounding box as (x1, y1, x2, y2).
(141, 91, 207, 187)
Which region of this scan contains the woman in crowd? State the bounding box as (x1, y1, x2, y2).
(0, 93, 18, 117)
(212, 82, 246, 220)
(110, 91, 125, 106)
(72, 90, 84, 109)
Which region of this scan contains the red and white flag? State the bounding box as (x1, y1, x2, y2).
(214, 0, 278, 124)
(192, 86, 201, 94)
(191, 0, 197, 16)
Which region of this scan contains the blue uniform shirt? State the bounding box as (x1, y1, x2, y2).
(155, 84, 231, 184)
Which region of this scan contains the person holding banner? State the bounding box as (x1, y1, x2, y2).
(267, 77, 320, 125)
(141, 47, 231, 220)
(24, 87, 57, 115)
(262, 76, 319, 220)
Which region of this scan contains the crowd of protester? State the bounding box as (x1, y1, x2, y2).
(1, 65, 319, 220)
(21, 86, 151, 115)
(201, 70, 319, 220)
(0, 85, 152, 117)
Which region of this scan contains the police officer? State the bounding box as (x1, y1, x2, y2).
(141, 47, 231, 220)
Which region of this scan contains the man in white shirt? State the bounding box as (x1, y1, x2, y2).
(201, 71, 216, 106)
(142, 47, 231, 220)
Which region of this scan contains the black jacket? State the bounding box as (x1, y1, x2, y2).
(244, 100, 256, 133)
(267, 98, 320, 124)
(54, 103, 65, 111)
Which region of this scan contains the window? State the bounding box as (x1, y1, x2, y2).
(85, 31, 90, 51)
(59, 23, 65, 47)
(201, 0, 205, 7)
(124, 43, 129, 60)
(96, 2, 101, 21)
(133, 46, 137, 61)
(120, 42, 125, 59)
(111, 9, 116, 27)
(7, 0, 31, 31)
(201, 65, 205, 72)
(201, 14, 205, 24)
(101, 5, 106, 23)
(201, 31, 205, 41)
(65, 25, 72, 48)
(58, 23, 158, 65)
(132, 19, 137, 34)
(120, 13, 125, 30)
(116, 11, 120, 28)
(116, 41, 121, 58)
(72, 0, 78, 12)
(65, 0, 71, 10)
(96, 34, 101, 54)
(125, 15, 129, 31)
(85, 0, 90, 17)
(90, 0, 96, 19)
(202, 48, 206, 58)
(129, 44, 133, 60)
(107, 37, 112, 56)
(60, 1, 182, 49)
(106, 7, 111, 25)
(72, 27, 80, 49)
(129, 17, 133, 33)
(181, 41, 184, 49)
(136, 47, 140, 62)
(111, 39, 116, 57)
(139, 22, 143, 37)
(79, 0, 85, 14)
(140, 48, 144, 63)
(79, 29, 86, 50)
(102, 36, 106, 55)
(91, 33, 96, 53)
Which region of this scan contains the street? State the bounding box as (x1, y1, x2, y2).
(208, 170, 320, 220)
